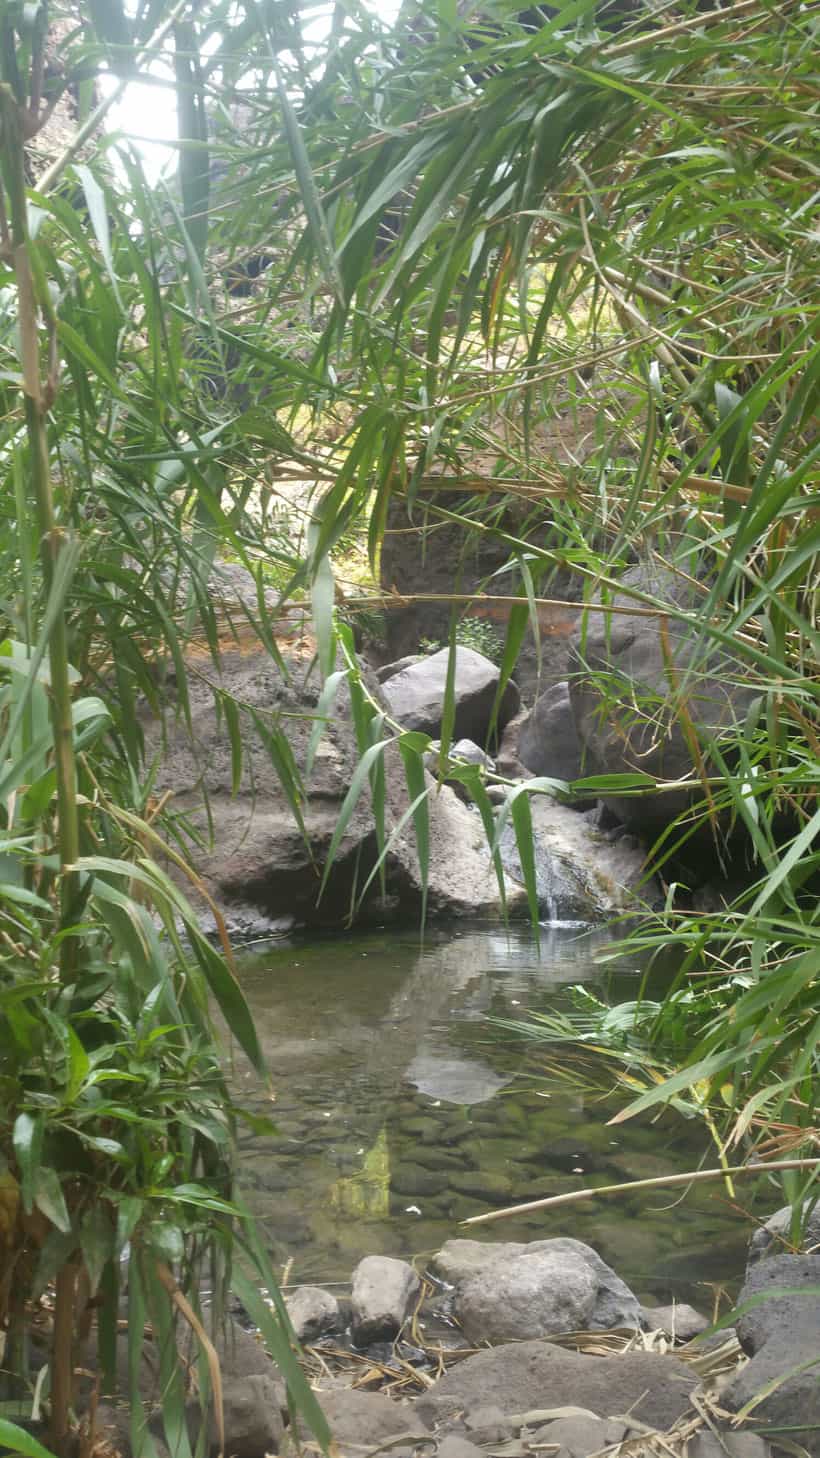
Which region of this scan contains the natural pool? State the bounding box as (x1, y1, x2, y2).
(233, 924, 750, 1309)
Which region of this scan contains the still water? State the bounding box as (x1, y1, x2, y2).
(234, 925, 749, 1308)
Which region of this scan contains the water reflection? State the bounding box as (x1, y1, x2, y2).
(234, 925, 749, 1305)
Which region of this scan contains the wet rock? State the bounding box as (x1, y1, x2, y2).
(423, 1338, 697, 1429)
(457, 1250, 597, 1343)
(430, 1239, 641, 1333)
(294, 1389, 430, 1454)
(398, 1116, 440, 1139)
(643, 1303, 710, 1341)
(747, 1202, 820, 1265)
(500, 793, 655, 921)
(351, 1255, 421, 1344)
(380, 647, 519, 744)
(285, 1286, 340, 1343)
(392, 1163, 450, 1197)
(721, 1255, 820, 1453)
(449, 1170, 513, 1202)
(412, 1148, 467, 1173)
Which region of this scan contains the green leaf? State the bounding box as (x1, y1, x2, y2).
(232, 1211, 331, 1453)
(74, 165, 125, 313)
(319, 739, 393, 901)
(115, 1196, 144, 1257)
(0, 1418, 59, 1458)
(271, 57, 343, 306)
(310, 551, 336, 682)
(33, 1166, 71, 1234)
(510, 790, 540, 941)
(305, 669, 348, 779)
(399, 735, 430, 927)
(81, 1203, 114, 1296)
(64, 1024, 90, 1103)
(13, 1112, 42, 1213)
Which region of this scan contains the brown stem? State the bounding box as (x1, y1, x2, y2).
(51, 1263, 77, 1456)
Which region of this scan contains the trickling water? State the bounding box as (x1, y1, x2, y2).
(233, 924, 751, 1307)
(540, 847, 558, 925)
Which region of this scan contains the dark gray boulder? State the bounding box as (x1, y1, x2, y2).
(748, 1202, 820, 1265)
(142, 649, 525, 931)
(376, 654, 425, 683)
(721, 1254, 820, 1453)
(380, 647, 519, 744)
(518, 681, 591, 795)
(419, 1338, 697, 1429)
(430, 1238, 642, 1341)
(285, 1286, 341, 1343)
(569, 563, 756, 842)
(288, 1388, 429, 1457)
(209, 1374, 284, 1458)
(351, 1255, 421, 1344)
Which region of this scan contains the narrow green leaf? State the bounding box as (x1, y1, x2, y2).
(319, 739, 393, 900)
(510, 790, 540, 940)
(74, 165, 125, 312)
(400, 737, 431, 926)
(0, 1418, 59, 1458)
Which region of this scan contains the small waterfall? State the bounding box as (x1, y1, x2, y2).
(541, 846, 559, 925)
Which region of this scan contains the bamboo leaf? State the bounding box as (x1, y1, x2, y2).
(319, 738, 393, 901)
(399, 734, 431, 926)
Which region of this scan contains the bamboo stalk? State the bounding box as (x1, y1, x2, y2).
(461, 1157, 820, 1226)
(0, 87, 80, 973)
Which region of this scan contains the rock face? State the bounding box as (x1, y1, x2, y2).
(417, 1337, 697, 1430)
(748, 1202, 820, 1264)
(381, 647, 519, 744)
(351, 1255, 421, 1344)
(569, 563, 755, 841)
(721, 1254, 820, 1453)
(142, 649, 526, 931)
(285, 1286, 340, 1343)
(500, 794, 656, 920)
(431, 1239, 642, 1342)
(517, 681, 589, 790)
